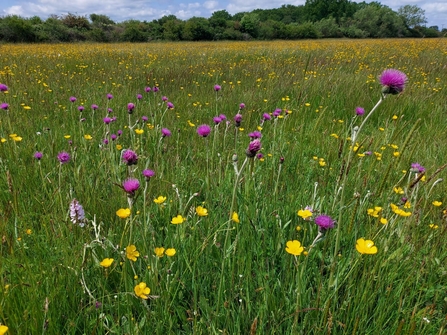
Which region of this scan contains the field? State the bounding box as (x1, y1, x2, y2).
(1, 39, 447, 334)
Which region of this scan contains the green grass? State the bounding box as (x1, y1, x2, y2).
(0, 39, 447, 334)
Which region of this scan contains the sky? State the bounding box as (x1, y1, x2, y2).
(0, 0, 445, 29)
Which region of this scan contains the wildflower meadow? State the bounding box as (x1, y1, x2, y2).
(1, 39, 447, 334)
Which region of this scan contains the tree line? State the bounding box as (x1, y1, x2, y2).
(0, 1, 443, 43)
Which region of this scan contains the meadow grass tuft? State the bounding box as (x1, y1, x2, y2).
(1, 39, 447, 334)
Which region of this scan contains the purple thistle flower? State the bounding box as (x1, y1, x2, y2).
(248, 131, 262, 139)
(153, 86, 159, 92)
(314, 214, 335, 231)
(355, 107, 365, 116)
(111, 134, 117, 141)
(219, 114, 227, 120)
(162, 96, 168, 102)
(57, 151, 71, 164)
(410, 162, 425, 173)
(34, 151, 43, 160)
(142, 169, 155, 180)
(103, 138, 109, 145)
(141, 115, 148, 122)
(122, 149, 138, 166)
(117, 130, 123, 136)
(69, 96, 77, 103)
(0, 83, 9, 92)
(239, 103, 245, 110)
(197, 124, 211, 137)
(214, 84, 221, 91)
(111, 117, 117, 122)
(103, 117, 112, 124)
(78, 106, 85, 112)
(246, 139, 261, 158)
(273, 108, 282, 117)
(91, 104, 99, 110)
(1, 103, 9, 110)
(167, 102, 174, 109)
(69, 199, 86, 227)
(107, 108, 113, 113)
(107, 93, 113, 100)
(161, 128, 172, 137)
(234, 113, 242, 127)
(256, 153, 264, 160)
(145, 86, 151, 92)
(379, 69, 408, 95)
(127, 103, 135, 113)
(213, 116, 222, 124)
(122, 178, 140, 195)
(262, 113, 271, 121)
(137, 94, 142, 100)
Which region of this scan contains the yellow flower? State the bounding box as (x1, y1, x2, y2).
(135, 129, 144, 135)
(171, 215, 185, 224)
(355, 238, 378, 254)
(285, 240, 304, 256)
(196, 206, 208, 217)
(154, 196, 166, 204)
(134, 282, 150, 299)
(392, 115, 398, 120)
(116, 208, 131, 219)
(12, 136, 22, 142)
(84, 134, 92, 140)
(100, 258, 114, 268)
(23, 105, 31, 110)
(126, 245, 140, 262)
(429, 224, 439, 229)
(0, 325, 8, 335)
(393, 187, 404, 194)
(404, 201, 411, 209)
(165, 248, 176, 257)
(380, 218, 388, 224)
(297, 209, 312, 220)
(232, 212, 240, 223)
(0, 138, 6, 143)
(26, 229, 32, 235)
(64, 135, 71, 139)
(187, 120, 195, 127)
(330, 133, 339, 139)
(116, 144, 122, 150)
(154, 247, 165, 257)
(432, 201, 442, 207)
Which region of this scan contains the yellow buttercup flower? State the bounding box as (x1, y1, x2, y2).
(116, 208, 131, 219)
(84, 134, 92, 140)
(154, 196, 166, 204)
(116, 144, 122, 150)
(135, 129, 144, 135)
(100, 258, 114, 268)
(154, 247, 165, 257)
(380, 218, 388, 224)
(432, 201, 442, 207)
(126, 245, 140, 262)
(165, 248, 176, 257)
(0, 325, 8, 335)
(171, 215, 185, 224)
(297, 209, 312, 220)
(64, 135, 71, 139)
(356, 238, 378, 254)
(134, 282, 150, 299)
(196, 206, 208, 217)
(187, 120, 195, 127)
(285, 240, 304, 256)
(232, 212, 240, 223)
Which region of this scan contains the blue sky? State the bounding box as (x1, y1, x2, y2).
(1, 0, 445, 28)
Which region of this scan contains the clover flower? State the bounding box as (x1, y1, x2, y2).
(379, 69, 408, 95)
(69, 199, 86, 227)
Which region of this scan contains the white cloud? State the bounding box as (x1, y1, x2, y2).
(203, 1, 218, 10)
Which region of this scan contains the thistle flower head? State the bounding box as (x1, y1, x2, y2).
(248, 131, 262, 139)
(142, 169, 155, 180)
(355, 107, 365, 116)
(0, 83, 9, 92)
(379, 69, 408, 95)
(273, 108, 282, 117)
(214, 84, 221, 91)
(166, 102, 174, 109)
(69, 96, 77, 102)
(122, 178, 140, 195)
(234, 113, 242, 127)
(246, 139, 261, 158)
(107, 93, 113, 100)
(197, 124, 211, 137)
(57, 151, 71, 164)
(410, 162, 425, 173)
(122, 149, 138, 165)
(161, 128, 172, 137)
(145, 86, 151, 92)
(34, 151, 43, 160)
(213, 116, 222, 124)
(239, 103, 245, 109)
(78, 106, 84, 112)
(137, 94, 142, 100)
(127, 103, 135, 113)
(314, 214, 335, 231)
(1, 103, 9, 110)
(262, 113, 271, 121)
(103, 117, 112, 124)
(91, 104, 99, 110)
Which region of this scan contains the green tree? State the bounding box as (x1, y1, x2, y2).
(182, 17, 213, 41)
(398, 5, 427, 29)
(0, 15, 37, 42)
(240, 13, 260, 38)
